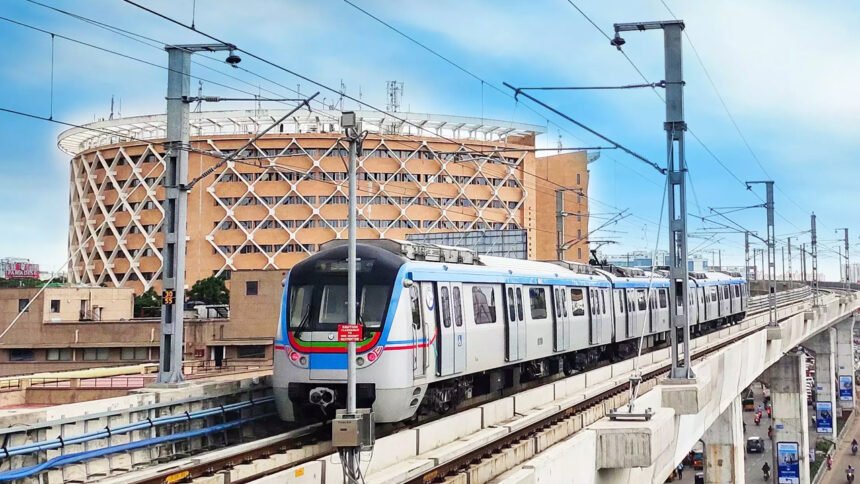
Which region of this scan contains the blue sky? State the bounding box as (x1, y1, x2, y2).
(0, 0, 857, 280)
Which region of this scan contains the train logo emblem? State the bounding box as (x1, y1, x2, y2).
(425, 290, 435, 310)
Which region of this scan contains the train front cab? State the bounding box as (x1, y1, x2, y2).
(274, 243, 408, 422)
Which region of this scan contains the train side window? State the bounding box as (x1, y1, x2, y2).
(410, 286, 421, 329)
(627, 290, 635, 312)
(658, 289, 668, 309)
(516, 288, 524, 320)
(553, 289, 561, 317)
(589, 290, 597, 315)
(472, 286, 496, 324)
(529, 287, 547, 320)
(600, 291, 606, 314)
(570, 288, 585, 316)
(561, 289, 568, 317)
(637, 289, 647, 311)
(441, 286, 451, 328)
(452, 287, 463, 327)
(507, 287, 516, 321)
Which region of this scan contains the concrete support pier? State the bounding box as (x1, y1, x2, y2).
(703, 396, 745, 484)
(763, 350, 811, 484)
(835, 317, 855, 416)
(808, 328, 838, 440)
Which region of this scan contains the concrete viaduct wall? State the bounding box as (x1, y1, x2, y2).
(493, 292, 859, 484)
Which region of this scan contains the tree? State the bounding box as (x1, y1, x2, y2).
(186, 276, 229, 305)
(134, 288, 160, 317)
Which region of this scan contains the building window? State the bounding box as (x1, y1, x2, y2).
(18, 299, 29, 313)
(47, 348, 73, 361)
(10, 349, 34, 361)
(237, 345, 266, 359)
(50, 299, 61, 313)
(245, 280, 259, 296)
(576, 173, 581, 185)
(121, 347, 149, 360)
(83, 348, 110, 361)
(577, 247, 582, 260)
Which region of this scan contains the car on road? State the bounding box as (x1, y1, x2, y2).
(746, 436, 765, 453)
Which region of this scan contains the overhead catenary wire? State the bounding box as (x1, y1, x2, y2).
(658, 0, 812, 219)
(120, 0, 668, 215)
(503, 83, 665, 174)
(562, 0, 804, 231)
(18, 0, 667, 251)
(24, 0, 341, 122)
(17, 2, 724, 266)
(564, 0, 808, 236)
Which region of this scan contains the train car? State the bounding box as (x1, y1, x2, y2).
(274, 239, 748, 424)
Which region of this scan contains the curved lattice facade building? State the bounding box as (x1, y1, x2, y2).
(59, 110, 589, 293)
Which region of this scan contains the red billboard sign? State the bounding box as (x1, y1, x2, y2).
(337, 324, 364, 342)
(3, 261, 39, 279)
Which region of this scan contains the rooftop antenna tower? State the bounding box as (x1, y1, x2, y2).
(386, 81, 403, 112)
(557, 131, 563, 154)
(109, 95, 115, 120)
(338, 80, 346, 110)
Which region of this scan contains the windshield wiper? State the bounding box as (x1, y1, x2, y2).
(293, 304, 312, 339)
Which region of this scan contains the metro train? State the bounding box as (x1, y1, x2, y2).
(273, 239, 748, 423)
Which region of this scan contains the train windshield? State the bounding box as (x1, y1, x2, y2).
(289, 284, 389, 331)
(286, 243, 404, 336)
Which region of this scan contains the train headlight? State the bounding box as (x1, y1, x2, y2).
(370, 346, 384, 362)
(286, 347, 308, 367)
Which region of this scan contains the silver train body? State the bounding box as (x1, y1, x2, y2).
(274, 240, 748, 423)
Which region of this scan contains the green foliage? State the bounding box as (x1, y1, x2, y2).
(186, 276, 229, 305)
(133, 288, 160, 317)
(0, 278, 65, 289)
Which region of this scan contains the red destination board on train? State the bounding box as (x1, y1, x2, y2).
(337, 324, 363, 342)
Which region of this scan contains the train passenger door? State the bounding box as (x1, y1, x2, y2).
(504, 285, 526, 361)
(552, 287, 570, 352)
(588, 288, 600, 345)
(450, 283, 466, 374)
(411, 284, 431, 379)
(436, 283, 455, 377)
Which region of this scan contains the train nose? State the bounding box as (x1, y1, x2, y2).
(309, 387, 336, 407)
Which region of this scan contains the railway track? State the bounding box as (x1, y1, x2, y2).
(104, 286, 817, 484)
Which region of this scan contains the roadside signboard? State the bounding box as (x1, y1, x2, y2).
(839, 375, 854, 401)
(776, 441, 800, 484)
(815, 401, 833, 433)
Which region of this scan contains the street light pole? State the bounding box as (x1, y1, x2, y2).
(612, 19, 693, 380)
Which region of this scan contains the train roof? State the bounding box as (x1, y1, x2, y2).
(318, 239, 746, 287)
